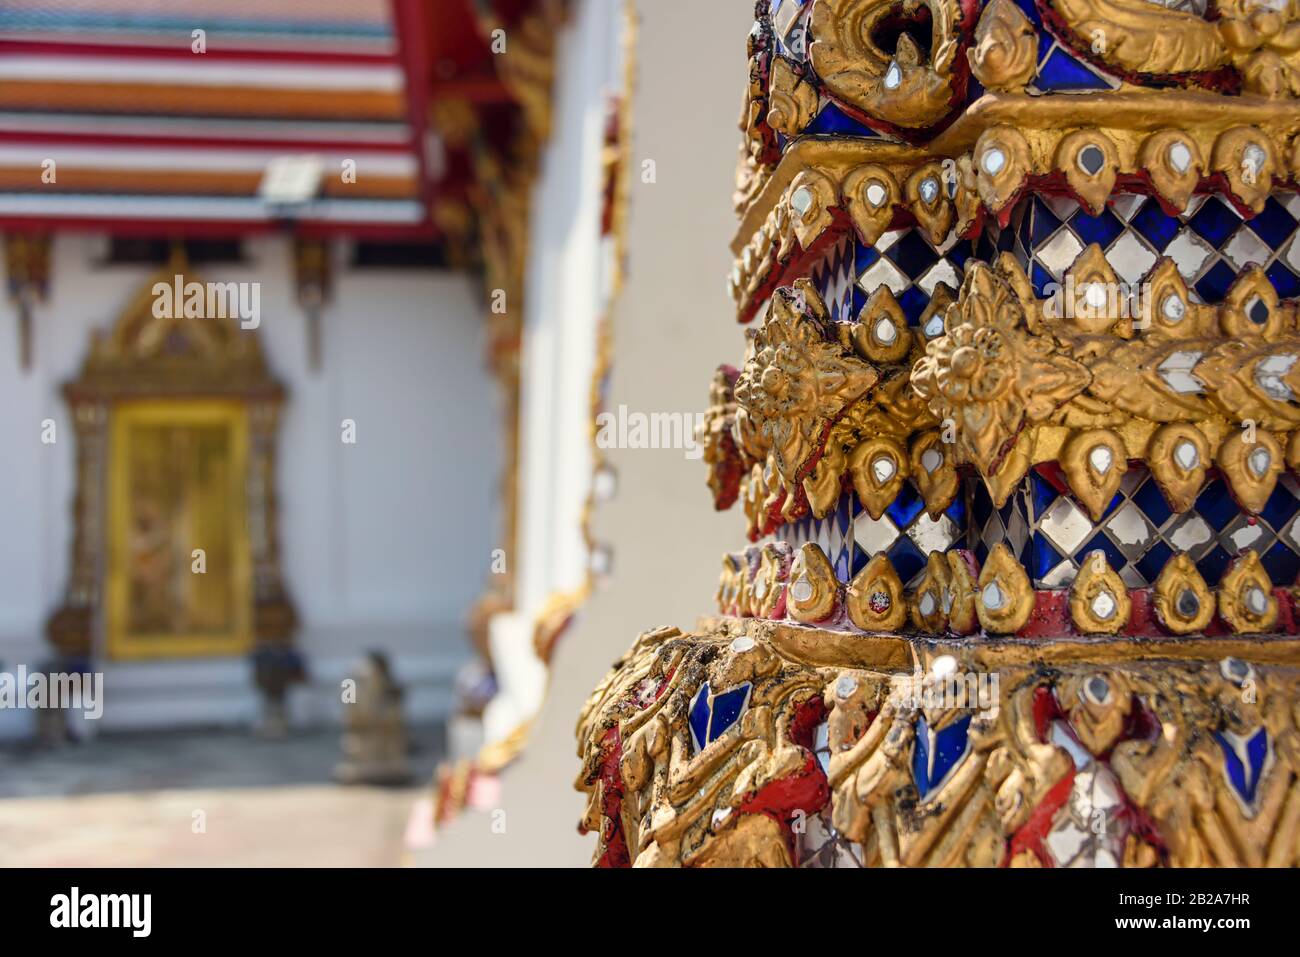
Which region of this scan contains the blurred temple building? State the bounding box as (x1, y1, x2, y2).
(0, 0, 628, 757)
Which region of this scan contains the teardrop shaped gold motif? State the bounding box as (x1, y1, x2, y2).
(753, 543, 791, 619)
(1288, 430, 1300, 473)
(1069, 550, 1131, 635)
(1217, 428, 1283, 514)
(1147, 423, 1210, 514)
(1152, 553, 1215, 635)
(946, 551, 980, 635)
(984, 439, 1031, 508)
(1221, 267, 1283, 340)
(1218, 550, 1277, 634)
(1143, 258, 1212, 338)
(1063, 244, 1123, 335)
(846, 553, 908, 632)
(1061, 429, 1127, 521)
(910, 552, 951, 634)
(851, 286, 912, 364)
(801, 440, 847, 519)
(716, 553, 744, 616)
(788, 169, 838, 250)
(1139, 131, 1203, 213)
(973, 126, 1030, 214)
(1056, 131, 1118, 216)
(910, 431, 959, 519)
(1211, 128, 1275, 214)
(905, 161, 954, 246)
(786, 542, 839, 624)
(849, 436, 910, 520)
(843, 165, 900, 247)
(976, 543, 1034, 634)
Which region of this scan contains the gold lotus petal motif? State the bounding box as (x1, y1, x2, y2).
(910, 430, 960, 518)
(1217, 427, 1283, 514)
(1140, 131, 1204, 214)
(753, 544, 791, 619)
(1212, 127, 1278, 213)
(983, 438, 1031, 509)
(1147, 423, 1210, 514)
(1153, 553, 1215, 635)
(946, 550, 981, 635)
(1062, 428, 1128, 521)
(972, 126, 1031, 213)
(905, 161, 954, 246)
(1057, 131, 1119, 217)
(951, 155, 983, 236)
(910, 552, 952, 633)
(852, 286, 912, 364)
(788, 169, 839, 249)
(847, 553, 908, 632)
(1070, 550, 1132, 635)
(848, 436, 910, 520)
(1218, 550, 1278, 634)
(843, 165, 901, 247)
(976, 542, 1034, 634)
(1062, 243, 1125, 335)
(1142, 258, 1210, 339)
(1220, 266, 1284, 341)
(787, 542, 839, 623)
(802, 437, 848, 518)
(716, 553, 745, 615)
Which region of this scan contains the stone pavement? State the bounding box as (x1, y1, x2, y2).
(0, 725, 444, 867)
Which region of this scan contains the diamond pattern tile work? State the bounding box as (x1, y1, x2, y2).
(970, 479, 1032, 568)
(1007, 192, 1300, 303)
(811, 236, 858, 324)
(1006, 0, 1121, 94)
(772, 487, 967, 587)
(851, 484, 967, 586)
(996, 468, 1300, 589)
(855, 228, 973, 329)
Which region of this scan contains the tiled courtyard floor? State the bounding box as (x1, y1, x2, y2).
(0, 726, 444, 867)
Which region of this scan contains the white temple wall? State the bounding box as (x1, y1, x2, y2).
(0, 233, 495, 738)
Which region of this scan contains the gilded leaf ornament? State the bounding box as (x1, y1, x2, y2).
(733, 281, 879, 485)
(910, 263, 1091, 477)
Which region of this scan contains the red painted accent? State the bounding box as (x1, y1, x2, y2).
(0, 215, 436, 240)
(1004, 767, 1075, 867)
(392, 0, 434, 220)
(733, 695, 830, 863)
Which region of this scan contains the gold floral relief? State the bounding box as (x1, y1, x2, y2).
(911, 262, 1091, 478)
(734, 282, 879, 486)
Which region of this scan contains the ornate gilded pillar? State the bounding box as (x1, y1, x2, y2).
(576, 0, 1300, 867)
